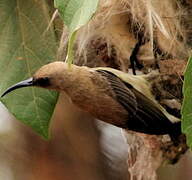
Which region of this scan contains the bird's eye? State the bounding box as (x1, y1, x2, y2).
(35, 77, 50, 87)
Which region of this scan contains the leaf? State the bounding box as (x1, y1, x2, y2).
(54, 0, 99, 33)
(54, 0, 99, 63)
(65, 31, 77, 64)
(0, 0, 58, 139)
(182, 57, 192, 147)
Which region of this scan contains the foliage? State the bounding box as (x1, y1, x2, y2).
(182, 57, 192, 148)
(0, 0, 58, 139)
(54, 0, 99, 63)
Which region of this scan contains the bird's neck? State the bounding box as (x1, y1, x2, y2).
(57, 66, 92, 97)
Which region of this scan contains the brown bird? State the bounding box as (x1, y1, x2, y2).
(1, 61, 181, 139)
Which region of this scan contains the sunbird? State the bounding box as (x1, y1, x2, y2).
(1, 62, 181, 140)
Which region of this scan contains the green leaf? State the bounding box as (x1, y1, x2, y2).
(65, 31, 77, 64)
(182, 57, 192, 147)
(54, 0, 99, 63)
(54, 0, 99, 33)
(0, 0, 58, 139)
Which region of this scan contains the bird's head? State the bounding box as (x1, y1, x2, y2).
(1, 61, 78, 97)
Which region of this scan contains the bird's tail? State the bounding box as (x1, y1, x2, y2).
(169, 121, 182, 143)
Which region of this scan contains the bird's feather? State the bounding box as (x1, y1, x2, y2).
(96, 69, 137, 115)
(96, 69, 178, 135)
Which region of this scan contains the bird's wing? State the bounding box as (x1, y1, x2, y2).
(96, 69, 175, 135)
(96, 69, 138, 116)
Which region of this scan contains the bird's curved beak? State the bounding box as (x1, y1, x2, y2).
(1, 77, 34, 97)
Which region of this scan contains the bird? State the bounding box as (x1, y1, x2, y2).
(1, 61, 181, 140)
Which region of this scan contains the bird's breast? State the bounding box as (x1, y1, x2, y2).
(65, 87, 128, 128)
